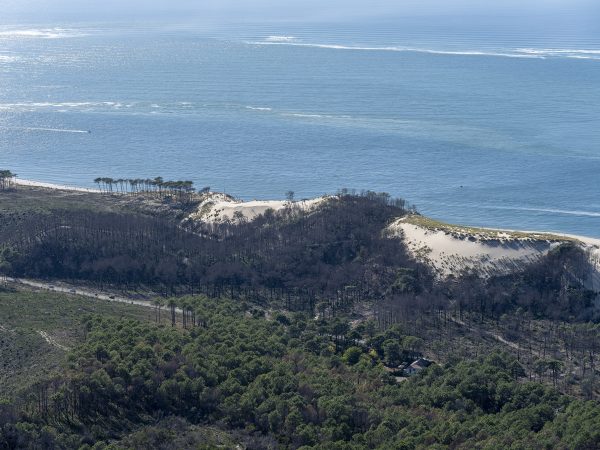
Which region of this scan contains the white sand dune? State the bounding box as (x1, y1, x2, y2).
(389, 217, 600, 286)
(191, 194, 328, 223)
(579, 239, 600, 291)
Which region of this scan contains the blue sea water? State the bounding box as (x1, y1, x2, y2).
(1, 18, 600, 236)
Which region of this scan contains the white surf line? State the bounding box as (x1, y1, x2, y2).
(0, 126, 90, 134)
(13, 178, 101, 193)
(246, 41, 544, 59)
(0, 28, 86, 39)
(265, 36, 297, 42)
(245, 106, 272, 111)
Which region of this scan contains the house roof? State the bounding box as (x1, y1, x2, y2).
(409, 358, 432, 370)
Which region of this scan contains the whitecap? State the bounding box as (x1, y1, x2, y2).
(0, 27, 86, 39)
(0, 101, 119, 112)
(245, 106, 272, 111)
(516, 48, 600, 60)
(567, 55, 600, 60)
(283, 113, 326, 119)
(265, 36, 297, 42)
(0, 55, 18, 63)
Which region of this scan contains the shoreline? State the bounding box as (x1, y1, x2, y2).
(8, 177, 600, 245)
(14, 177, 101, 193)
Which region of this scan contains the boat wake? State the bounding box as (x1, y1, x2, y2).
(0, 126, 90, 134)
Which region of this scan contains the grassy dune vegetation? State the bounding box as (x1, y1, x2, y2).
(402, 214, 579, 243)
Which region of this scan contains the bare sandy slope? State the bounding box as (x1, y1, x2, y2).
(389, 216, 600, 288)
(190, 194, 328, 223)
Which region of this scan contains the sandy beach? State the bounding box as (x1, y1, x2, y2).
(13, 178, 101, 193)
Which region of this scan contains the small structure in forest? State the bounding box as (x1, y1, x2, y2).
(404, 358, 433, 376)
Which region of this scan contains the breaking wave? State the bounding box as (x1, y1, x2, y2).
(248, 40, 600, 61)
(516, 48, 600, 60)
(265, 36, 297, 42)
(478, 205, 600, 218)
(245, 106, 272, 111)
(0, 27, 86, 39)
(247, 41, 543, 58)
(0, 56, 17, 63)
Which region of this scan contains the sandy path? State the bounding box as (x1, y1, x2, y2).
(5, 277, 183, 313)
(38, 330, 70, 351)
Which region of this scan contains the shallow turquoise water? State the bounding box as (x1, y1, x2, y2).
(1, 19, 599, 236)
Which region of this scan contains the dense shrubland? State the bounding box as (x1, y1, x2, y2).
(1, 297, 600, 449)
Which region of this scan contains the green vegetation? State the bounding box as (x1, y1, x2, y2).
(0, 287, 153, 399)
(1, 183, 600, 448)
(2, 295, 600, 449)
(0, 170, 16, 191)
(0, 185, 120, 214)
(402, 214, 579, 243)
(93, 176, 205, 201)
(0, 184, 200, 234)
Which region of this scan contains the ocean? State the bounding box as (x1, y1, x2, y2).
(1, 17, 599, 236)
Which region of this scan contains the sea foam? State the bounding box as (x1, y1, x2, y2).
(249, 40, 600, 61)
(516, 48, 600, 60)
(245, 106, 272, 111)
(265, 36, 297, 42)
(0, 27, 85, 39)
(247, 41, 544, 59)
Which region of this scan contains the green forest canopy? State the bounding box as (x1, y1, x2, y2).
(1, 295, 600, 449)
